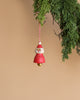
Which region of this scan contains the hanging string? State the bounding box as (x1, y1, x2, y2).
(39, 23, 41, 42)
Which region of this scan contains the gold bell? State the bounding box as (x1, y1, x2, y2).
(37, 63, 42, 66)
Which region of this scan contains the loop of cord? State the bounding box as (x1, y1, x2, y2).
(39, 23, 41, 42)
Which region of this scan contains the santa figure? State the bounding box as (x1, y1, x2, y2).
(34, 41, 45, 66)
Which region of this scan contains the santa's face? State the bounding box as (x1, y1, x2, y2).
(36, 48, 44, 54)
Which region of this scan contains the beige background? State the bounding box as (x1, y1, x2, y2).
(0, 0, 80, 100)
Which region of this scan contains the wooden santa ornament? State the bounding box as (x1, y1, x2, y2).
(34, 41, 45, 66)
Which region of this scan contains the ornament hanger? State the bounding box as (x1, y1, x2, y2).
(39, 23, 41, 42)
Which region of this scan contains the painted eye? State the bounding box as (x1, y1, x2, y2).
(37, 48, 41, 52)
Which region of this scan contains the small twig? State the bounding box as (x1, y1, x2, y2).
(76, 45, 80, 55)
